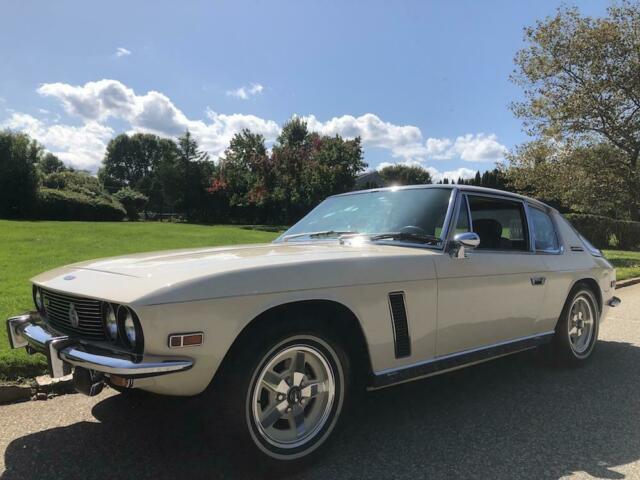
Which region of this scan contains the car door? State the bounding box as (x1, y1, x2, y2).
(433, 192, 548, 356)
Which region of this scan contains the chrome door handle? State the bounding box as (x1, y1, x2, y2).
(531, 277, 546, 286)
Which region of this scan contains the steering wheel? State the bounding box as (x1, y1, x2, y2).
(399, 225, 427, 235)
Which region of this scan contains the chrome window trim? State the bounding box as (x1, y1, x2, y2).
(461, 191, 532, 254)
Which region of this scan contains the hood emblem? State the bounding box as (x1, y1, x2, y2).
(68, 304, 80, 328)
(63, 275, 76, 281)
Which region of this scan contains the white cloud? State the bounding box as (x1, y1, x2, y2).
(115, 47, 132, 57)
(226, 83, 264, 100)
(2, 113, 113, 171)
(304, 115, 507, 164)
(451, 133, 507, 162)
(36, 80, 280, 159)
(425, 137, 453, 159)
(6, 78, 508, 174)
(304, 113, 426, 162)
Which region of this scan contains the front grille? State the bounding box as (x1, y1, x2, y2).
(41, 289, 106, 340)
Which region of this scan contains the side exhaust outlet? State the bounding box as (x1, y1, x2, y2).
(73, 367, 105, 396)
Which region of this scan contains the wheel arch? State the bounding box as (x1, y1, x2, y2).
(570, 277, 603, 314)
(217, 299, 374, 383)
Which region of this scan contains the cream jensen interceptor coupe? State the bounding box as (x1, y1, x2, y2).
(7, 185, 620, 462)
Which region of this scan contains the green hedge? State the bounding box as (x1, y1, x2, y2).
(565, 214, 640, 250)
(35, 188, 126, 221)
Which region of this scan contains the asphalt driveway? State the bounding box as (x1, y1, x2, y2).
(1, 284, 640, 480)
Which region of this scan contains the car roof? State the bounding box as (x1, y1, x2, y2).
(332, 184, 552, 211)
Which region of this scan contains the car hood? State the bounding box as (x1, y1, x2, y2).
(32, 241, 439, 305)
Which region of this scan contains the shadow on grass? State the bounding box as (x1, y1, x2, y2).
(4, 340, 640, 479)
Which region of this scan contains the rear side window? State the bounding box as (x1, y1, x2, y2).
(467, 195, 529, 251)
(529, 207, 560, 252)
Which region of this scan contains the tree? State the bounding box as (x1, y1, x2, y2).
(378, 164, 432, 186)
(507, 140, 628, 216)
(38, 152, 66, 175)
(270, 119, 366, 223)
(99, 133, 178, 194)
(510, 2, 640, 219)
(211, 118, 366, 224)
(99, 132, 180, 214)
(0, 130, 40, 218)
(175, 130, 212, 220)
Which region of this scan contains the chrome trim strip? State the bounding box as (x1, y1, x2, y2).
(371, 331, 555, 389)
(59, 347, 193, 378)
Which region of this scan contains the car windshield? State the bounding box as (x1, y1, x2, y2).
(277, 187, 453, 245)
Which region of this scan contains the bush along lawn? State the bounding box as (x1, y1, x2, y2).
(0, 220, 281, 381)
(604, 250, 640, 282)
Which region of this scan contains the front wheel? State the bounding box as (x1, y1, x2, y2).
(552, 286, 599, 365)
(211, 329, 350, 465)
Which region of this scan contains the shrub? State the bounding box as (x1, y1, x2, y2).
(42, 171, 104, 196)
(114, 187, 148, 221)
(565, 214, 640, 250)
(35, 188, 126, 221)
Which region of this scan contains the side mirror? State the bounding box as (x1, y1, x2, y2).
(450, 232, 480, 259)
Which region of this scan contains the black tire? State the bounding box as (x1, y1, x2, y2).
(205, 320, 351, 468)
(552, 285, 600, 366)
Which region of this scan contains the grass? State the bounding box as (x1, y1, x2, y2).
(0, 220, 281, 380)
(604, 250, 640, 282)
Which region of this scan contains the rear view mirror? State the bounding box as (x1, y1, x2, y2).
(450, 232, 480, 259)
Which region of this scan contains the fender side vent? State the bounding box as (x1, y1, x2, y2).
(389, 292, 411, 358)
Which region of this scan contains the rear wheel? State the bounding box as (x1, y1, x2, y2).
(553, 286, 599, 365)
(209, 326, 350, 466)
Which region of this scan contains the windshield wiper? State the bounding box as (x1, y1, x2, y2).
(282, 230, 359, 242)
(369, 232, 441, 245)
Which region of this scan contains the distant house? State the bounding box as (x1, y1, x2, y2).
(354, 170, 385, 190)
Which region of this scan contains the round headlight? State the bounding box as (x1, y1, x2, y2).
(103, 303, 118, 340)
(118, 306, 137, 347)
(33, 287, 44, 312)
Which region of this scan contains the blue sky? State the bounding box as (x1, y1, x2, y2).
(0, 0, 610, 179)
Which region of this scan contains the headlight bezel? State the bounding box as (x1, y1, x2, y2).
(32, 285, 45, 315)
(102, 302, 119, 341)
(116, 305, 144, 353)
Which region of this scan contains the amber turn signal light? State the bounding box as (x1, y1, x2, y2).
(168, 332, 204, 348)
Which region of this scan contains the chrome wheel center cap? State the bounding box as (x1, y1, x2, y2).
(288, 386, 302, 405)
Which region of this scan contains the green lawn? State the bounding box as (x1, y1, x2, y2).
(604, 250, 640, 282)
(0, 220, 281, 380)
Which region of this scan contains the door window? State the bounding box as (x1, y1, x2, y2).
(529, 206, 560, 252)
(467, 195, 529, 251)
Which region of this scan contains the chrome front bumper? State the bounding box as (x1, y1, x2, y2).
(6, 312, 193, 379)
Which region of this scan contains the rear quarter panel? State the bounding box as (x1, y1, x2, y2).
(536, 212, 615, 333)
